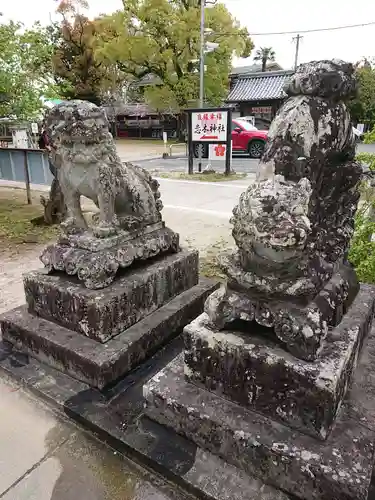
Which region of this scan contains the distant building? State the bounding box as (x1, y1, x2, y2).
(102, 102, 178, 139)
(226, 69, 294, 129)
(102, 62, 292, 137)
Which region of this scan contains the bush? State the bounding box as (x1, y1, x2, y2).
(348, 152, 375, 283)
(364, 125, 375, 144)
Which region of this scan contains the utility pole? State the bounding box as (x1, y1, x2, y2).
(199, 0, 205, 108)
(293, 34, 303, 70)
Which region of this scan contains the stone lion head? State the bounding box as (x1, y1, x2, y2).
(232, 175, 312, 265)
(45, 100, 111, 148)
(284, 59, 357, 100)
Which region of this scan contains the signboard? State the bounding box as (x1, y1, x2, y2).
(191, 111, 228, 142)
(12, 129, 28, 149)
(357, 123, 365, 134)
(162, 131, 168, 143)
(250, 106, 272, 114)
(209, 143, 227, 160)
(31, 123, 38, 135)
(186, 107, 232, 175)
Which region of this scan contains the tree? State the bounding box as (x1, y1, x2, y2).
(253, 47, 276, 72)
(95, 0, 252, 113)
(52, 0, 124, 105)
(348, 65, 375, 127)
(0, 20, 58, 119)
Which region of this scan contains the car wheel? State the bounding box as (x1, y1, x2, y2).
(193, 143, 208, 158)
(248, 140, 265, 159)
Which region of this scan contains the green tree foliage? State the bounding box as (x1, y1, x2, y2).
(253, 47, 276, 72)
(363, 123, 375, 144)
(0, 20, 58, 119)
(349, 66, 375, 127)
(349, 152, 375, 283)
(95, 0, 253, 112)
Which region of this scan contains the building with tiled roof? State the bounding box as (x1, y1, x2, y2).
(226, 70, 294, 129)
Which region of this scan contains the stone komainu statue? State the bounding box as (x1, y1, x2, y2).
(40, 100, 179, 289)
(44, 100, 163, 238)
(205, 60, 363, 361)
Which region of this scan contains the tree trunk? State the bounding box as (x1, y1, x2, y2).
(40, 157, 67, 225)
(176, 113, 186, 142)
(40, 178, 67, 225)
(262, 57, 267, 72)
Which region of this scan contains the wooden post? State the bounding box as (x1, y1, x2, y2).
(225, 108, 232, 176)
(187, 111, 194, 175)
(23, 150, 32, 205)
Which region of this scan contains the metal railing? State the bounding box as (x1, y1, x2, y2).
(168, 142, 188, 157)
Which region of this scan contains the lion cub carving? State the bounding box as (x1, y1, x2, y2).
(45, 100, 163, 238)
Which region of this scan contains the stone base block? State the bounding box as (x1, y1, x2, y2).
(40, 224, 179, 289)
(0, 279, 218, 389)
(184, 284, 375, 440)
(144, 353, 375, 500)
(25, 250, 198, 343)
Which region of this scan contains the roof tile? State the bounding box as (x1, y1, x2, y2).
(227, 72, 293, 102)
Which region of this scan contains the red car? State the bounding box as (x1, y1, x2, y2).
(232, 119, 268, 158)
(193, 119, 268, 159)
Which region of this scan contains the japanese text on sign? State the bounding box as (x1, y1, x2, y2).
(191, 111, 228, 142)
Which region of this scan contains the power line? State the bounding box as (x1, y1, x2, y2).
(210, 20, 375, 38)
(246, 21, 375, 36)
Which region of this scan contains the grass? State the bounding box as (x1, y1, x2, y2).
(0, 188, 58, 254)
(157, 172, 247, 182)
(199, 238, 230, 281)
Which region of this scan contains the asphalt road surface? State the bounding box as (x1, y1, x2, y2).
(136, 143, 375, 175)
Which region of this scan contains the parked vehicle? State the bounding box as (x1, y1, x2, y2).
(232, 119, 268, 158)
(193, 119, 268, 159)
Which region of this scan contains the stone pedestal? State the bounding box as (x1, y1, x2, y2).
(144, 285, 375, 500)
(25, 250, 198, 343)
(0, 250, 218, 389)
(184, 285, 374, 440)
(41, 223, 179, 289)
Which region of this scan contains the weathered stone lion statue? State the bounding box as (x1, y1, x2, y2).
(203, 59, 363, 361)
(45, 100, 163, 238)
(40, 100, 179, 289)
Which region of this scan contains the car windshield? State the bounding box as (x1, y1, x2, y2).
(235, 120, 258, 131)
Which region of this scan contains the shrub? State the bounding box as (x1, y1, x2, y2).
(348, 152, 375, 283)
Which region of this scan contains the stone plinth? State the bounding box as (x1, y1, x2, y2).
(144, 353, 375, 500)
(184, 285, 375, 440)
(1, 277, 218, 389)
(41, 224, 179, 289)
(25, 250, 198, 343)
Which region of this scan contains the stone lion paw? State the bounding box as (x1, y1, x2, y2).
(61, 217, 86, 235)
(93, 221, 119, 238)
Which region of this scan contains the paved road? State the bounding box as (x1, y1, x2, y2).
(0, 177, 251, 313)
(138, 155, 260, 174)
(0, 377, 191, 500)
(135, 142, 375, 174)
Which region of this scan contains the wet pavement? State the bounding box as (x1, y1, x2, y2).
(0, 377, 193, 500)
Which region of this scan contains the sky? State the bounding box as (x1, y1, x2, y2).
(1, 0, 374, 70)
